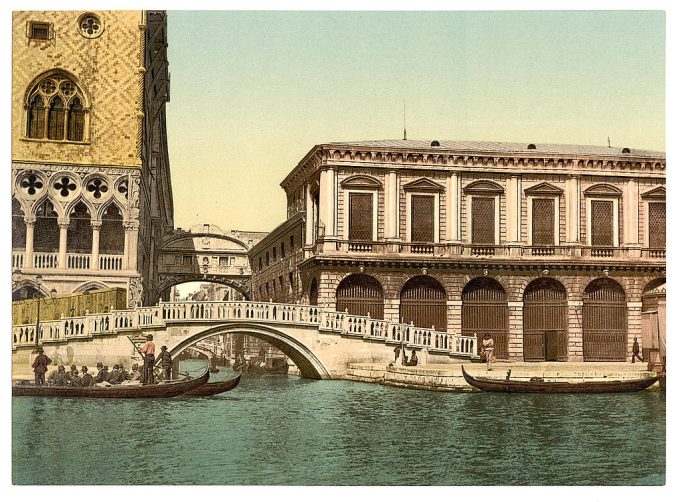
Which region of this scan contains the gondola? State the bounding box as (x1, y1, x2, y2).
(461, 365, 660, 393)
(182, 372, 242, 396)
(12, 368, 210, 398)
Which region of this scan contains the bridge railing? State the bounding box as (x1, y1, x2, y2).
(12, 300, 478, 358)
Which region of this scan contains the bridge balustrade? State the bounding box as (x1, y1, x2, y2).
(11, 299, 478, 359)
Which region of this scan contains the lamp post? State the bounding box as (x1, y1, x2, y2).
(33, 275, 57, 349)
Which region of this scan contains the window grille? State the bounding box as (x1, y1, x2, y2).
(349, 193, 373, 241)
(399, 276, 446, 331)
(591, 200, 614, 246)
(532, 198, 555, 246)
(471, 197, 495, 244)
(411, 195, 435, 242)
(336, 274, 384, 319)
(583, 279, 626, 361)
(462, 278, 508, 359)
(649, 202, 666, 248)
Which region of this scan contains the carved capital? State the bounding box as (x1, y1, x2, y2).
(124, 221, 140, 231)
(91, 220, 103, 230)
(57, 218, 70, 228)
(24, 216, 37, 225)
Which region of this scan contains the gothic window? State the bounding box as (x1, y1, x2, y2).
(100, 205, 124, 254)
(349, 193, 373, 241)
(67, 202, 92, 253)
(25, 73, 87, 141)
(648, 202, 666, 249)
(33, 199, 59, 253)
(591, 200, 614, 247)
(532, 198, 555, 246)
(471, 197, 495, 244)
(410, 195, 435, 242)
(12, 199, 26, 250)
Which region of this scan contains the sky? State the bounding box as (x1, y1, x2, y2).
(165, 10, 665, 234)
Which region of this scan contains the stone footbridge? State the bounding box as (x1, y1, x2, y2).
(12, 301, 478, 379)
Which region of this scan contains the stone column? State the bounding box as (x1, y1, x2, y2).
(624, 179, 641, 257)
(58, 219, 69, 269)
(568, 300, 583, 361)
(506, 176, 522, 255)
(124, 221, 139, 271)
(445, 172, 461, 242)
(565, 175, 582, 256)
(385, 170, 399, 239)
(304, 182, 314, 247)
(90, 220, 101, 270)
(24, 216, 35, 269)
(507, 300, 523, 360)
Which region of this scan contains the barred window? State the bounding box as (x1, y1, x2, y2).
(591, 200, 614, 246)
(26, 74, 86, 141)
(649, 202, 666, 248)
(349, 193, 373, 241)
(532, 198, 555, 246)
(411, 195, 435, 242)
(471, 197, 495, 244)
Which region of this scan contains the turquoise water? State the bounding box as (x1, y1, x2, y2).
(12, 362, 665, 485)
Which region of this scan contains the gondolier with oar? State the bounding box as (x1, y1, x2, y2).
(138, 334, 156, 385)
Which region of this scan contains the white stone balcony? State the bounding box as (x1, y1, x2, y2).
(12, 250, 126, 272)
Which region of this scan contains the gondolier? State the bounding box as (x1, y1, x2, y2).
(31, 348, 52, 386)
(139, 334, 156, 385)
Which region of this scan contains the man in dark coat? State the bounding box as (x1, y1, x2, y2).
(631, 337, 644, 363)
(69, 369, 83, 387)
(159, 346, 173, 380)
(49, 365, 69, 386)
(94, 362, 109, 383)
(81, 366, 94, 387)
(107, 364, 125, 385)
(31, 347, 52, 386)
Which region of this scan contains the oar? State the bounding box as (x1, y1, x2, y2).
(127, 336, 145, 359)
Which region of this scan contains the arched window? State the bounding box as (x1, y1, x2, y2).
(13, 285, 43, 301)
(27, 95, 46, 139)
(25, 73, 87, 141)
(523, 278, 568, 361)
(67, 97, 84, 141)
(33, 199, 59, 252)
(336, 274, 384, 319)
(309, 278, 319, 306)
(642, 278, 666, 313)
(100, 204, 124, 254)
(583, 278, 626, 361)
(462, 278, 508, 359)
(400, 276, 447, 331)
(12, 199, 26, 249)
(47, 96, 65, 140)
(67, 202, 92, 253)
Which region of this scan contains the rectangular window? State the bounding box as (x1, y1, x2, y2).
(219, 256, 229, 267)
(280, 242, 285, 258)
(471, 197, 495, 244)
(182, 255, 192, 266)
(349, 193, 373, 241)
(411, 195, 435, 242)
(649, 202, 666, 248)
(258, 257, 262, 271)
(289, 235, 294, 250)
(532, 198, 555, 246)
(591, 200, 614, 246)
(272, 247, 277, 261)
(29, 22, 50, 40)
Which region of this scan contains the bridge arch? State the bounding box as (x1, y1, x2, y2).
(167, 323, 331, 380)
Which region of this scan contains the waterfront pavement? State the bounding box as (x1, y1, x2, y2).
(346, 361, 658, 391)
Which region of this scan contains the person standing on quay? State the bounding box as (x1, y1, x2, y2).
(31, 347, 52, 386)
(159, 346, 173, 380)
(631, 337, 644, 363)
(139, 334, 156, 385)
(482, 333, 494, 371)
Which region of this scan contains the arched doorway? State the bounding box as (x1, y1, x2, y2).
(13, 284, 43, 301)
(34, 199, 59, 253)
(642, 278, 665, 313)
(336, 274, 384, 319)
(583, 278, 627, 361)
(12, 198, 26, 250)
(309, 278, 318, 306)
(523, 278, 568, 361)
(462, 277, 508, 359)
(399, 276, 447, 331)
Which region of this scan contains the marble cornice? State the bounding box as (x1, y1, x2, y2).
(280, 144, 665, 194)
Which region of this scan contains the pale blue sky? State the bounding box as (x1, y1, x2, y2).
(165, 10, 665, 233)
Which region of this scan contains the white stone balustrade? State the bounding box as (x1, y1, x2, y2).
(12, 300, 478, 358)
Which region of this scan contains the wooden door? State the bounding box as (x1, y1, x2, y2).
(545, 331, 558, 361)
(462, 278, 508, 359)
(400, 276, 447, 331)
(583, 279, 627, 361)
(523, 278, 568, 361)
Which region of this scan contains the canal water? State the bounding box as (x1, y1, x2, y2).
(12, 361, 665, 485)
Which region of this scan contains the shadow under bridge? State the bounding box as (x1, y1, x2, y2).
(166, 322, 332, 379)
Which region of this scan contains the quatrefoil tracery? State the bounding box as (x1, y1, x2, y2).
(54, 176, 77, 198)
(19, 174, 44, 196)
(86, 178, 108, 199)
